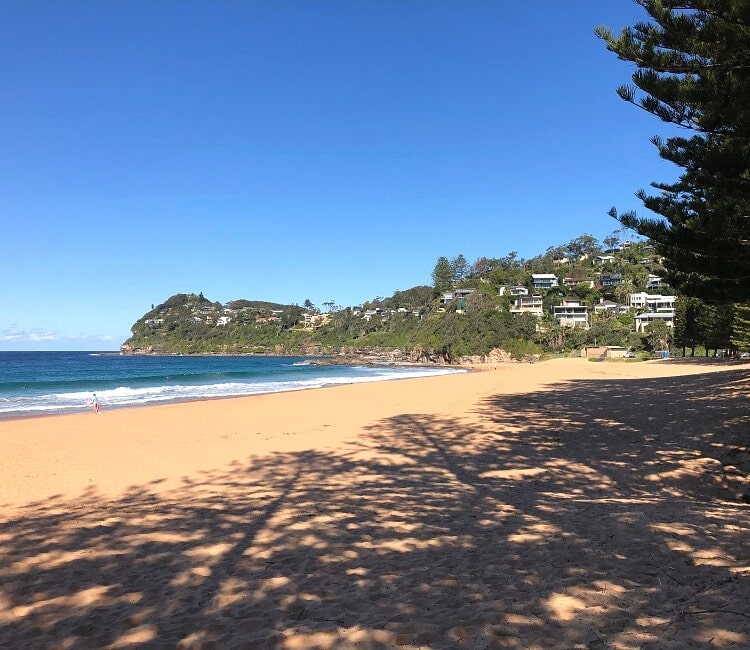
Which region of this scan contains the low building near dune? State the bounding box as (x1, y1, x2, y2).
(581, 345, 630, 359)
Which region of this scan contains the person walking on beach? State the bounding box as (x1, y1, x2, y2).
(91, 393, 100, 414)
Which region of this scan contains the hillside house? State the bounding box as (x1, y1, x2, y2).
(593, 299, 623, 315)
(646, 274, 664, 290)
(531, 274, 559, 289)
(362, 309, 384, 321)
(498, 285, 529, 297)
(552, 299, 589, 329)
(563, 277, 595, 289)
(216, 316, 231, 326)
(599, 273, 624, 287)
(594, 255, 616, 265)
(510, 295, 544, 317)
(301, 313, 331, 328)
(628, 293, 676, 312)
(442, 288, 475, 304)
(634, 311, 675, 332)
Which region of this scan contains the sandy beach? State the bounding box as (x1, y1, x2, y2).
(1, 357, 749, 648)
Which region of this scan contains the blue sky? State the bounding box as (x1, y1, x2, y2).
(1, 1, 677, 351)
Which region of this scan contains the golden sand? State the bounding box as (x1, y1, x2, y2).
(1, 357, 748, 648)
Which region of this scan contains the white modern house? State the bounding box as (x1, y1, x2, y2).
(628, 293, 676, 311)
(594, 255, 616, 264)
(628, 292, 676, 332)
(531, 274, 559, 289)
(552, 299, 589, 329)
(646, 274, 664, 290)
(498, 285, 529, 297)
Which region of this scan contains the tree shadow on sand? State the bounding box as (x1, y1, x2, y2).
(1, 369, 749, 648)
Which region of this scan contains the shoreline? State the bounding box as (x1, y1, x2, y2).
(0, 354, 741, 423)
(2, 357, 748, 648)
(0, 364, 470, 422)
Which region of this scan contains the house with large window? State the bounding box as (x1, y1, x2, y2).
(552, 299, 589, 329)
(510, 295, 544, 317)
(627, 292, 676, 332)
(530, 273, 559, 290)
(627, 293, 676, 312)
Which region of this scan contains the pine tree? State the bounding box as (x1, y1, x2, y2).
(701, 302, 735, 354)
(673, 296, 704, 356)
(730, 304, 750, 351)
(597, 2, 750, 302)
(431, 257, 454, 295)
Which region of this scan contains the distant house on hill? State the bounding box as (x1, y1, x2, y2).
(531, 274, 559, 289)
(593, 299, 623, 315)
(498, 285, 529, 297)
(599, 273, 624, 287)
(510, 295, 544, 317)
(646, 274, 664, 290)
(563, 277, 595, 289)
(634, 311, 675, 332)
(595, 255, 616, 265)
(552, 299, 589, 329)
(627, 293, 676, 312)
(442, 288, 475, 304)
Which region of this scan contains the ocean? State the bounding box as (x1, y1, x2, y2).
(0, 351, 465, 419)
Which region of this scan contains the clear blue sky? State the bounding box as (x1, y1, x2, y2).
(1, 1, 677, 351)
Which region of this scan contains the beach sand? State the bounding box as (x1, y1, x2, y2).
(1, 357, 749, 648)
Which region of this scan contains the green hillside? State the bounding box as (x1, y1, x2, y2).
(122, 234, 748, 358)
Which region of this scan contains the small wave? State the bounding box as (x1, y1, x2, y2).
(0, 364, 466, 417)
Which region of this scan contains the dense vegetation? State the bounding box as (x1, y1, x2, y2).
(122, 233, 750, 359)
(597, 2, 750, 302)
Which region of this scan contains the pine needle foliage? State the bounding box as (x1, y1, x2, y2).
(596, 1, 750, 302)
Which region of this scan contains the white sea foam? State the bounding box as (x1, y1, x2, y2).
(0, 365, 465, 417)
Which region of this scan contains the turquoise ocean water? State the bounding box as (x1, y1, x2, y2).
(0, 351, 465, 419)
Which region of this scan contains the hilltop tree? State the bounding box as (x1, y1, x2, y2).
(564, 234, 601, 260)
(450, 254, 470, 282)
(597, 2, 750, 302)
(432, 256, 454, 294)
